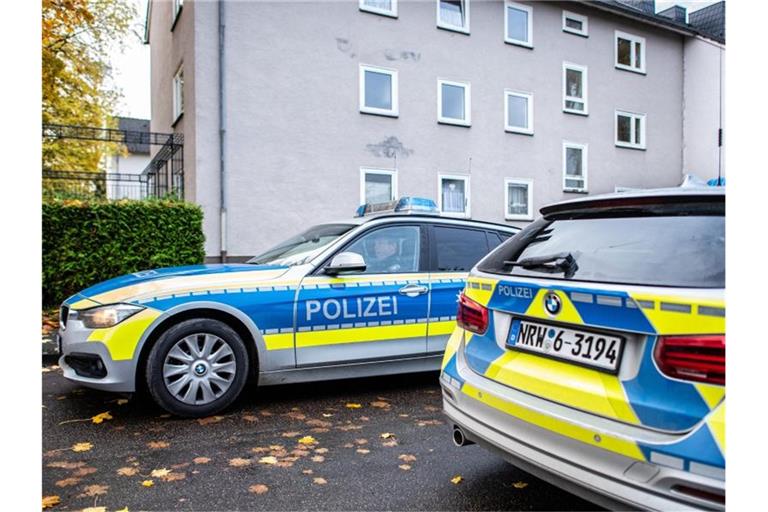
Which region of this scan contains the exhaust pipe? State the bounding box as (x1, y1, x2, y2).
(452, 426, 475, 447)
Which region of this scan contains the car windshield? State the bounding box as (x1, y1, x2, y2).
(248, 223, 356, 266)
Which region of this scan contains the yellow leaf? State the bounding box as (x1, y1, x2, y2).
(91, 411, 113, 424)
(512, 481, 528, 489)
(228, 458, 251, 467)
(116, 508, 129, 512)
(82, 507, 106, 512)
(380, 433, 395, 439)
(150, 468, 170, 478)
(71, 442, 92, 452)
(249, 484, 269, 495)
(451, 476, 463, 485)
(298, 436, 317, 445)
(141, 480, 154, 487)
(313, 477, 328, 485)
(398, 464, 411, 471)
(42, 495, 60, 509)
(258, 456, 278, 465)
(345, 403, 362, 409)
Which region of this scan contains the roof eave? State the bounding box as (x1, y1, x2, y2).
(585, 1, 698, 38)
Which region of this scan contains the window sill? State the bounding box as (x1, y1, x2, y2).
(563, 28, 588, 38)
(614, 64, 646, 75)
(505, 214, 533, 221)
(504, 39, 533, 49)
(437, 23, 470, 35)
(563, 188, 588, 194)
(360, 108, 399, 118)
(171, 112, 184, 127)
(505, 127, 534, 136)
(438, 118, 471, 128)
(615, 142, 646, 151)
(563, 108, 588, 117)
(359, 7, 398, 18)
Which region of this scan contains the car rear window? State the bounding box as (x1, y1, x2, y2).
(479, 215, 725, 288)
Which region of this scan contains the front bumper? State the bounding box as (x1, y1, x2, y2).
(58, 317, 137, 393)
(440, 339, 724, 511)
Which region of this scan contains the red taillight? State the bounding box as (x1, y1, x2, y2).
(654, 335, 725, 385)
(457, 292, 489, 335)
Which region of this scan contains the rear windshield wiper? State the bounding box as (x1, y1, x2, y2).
(503, 252, 578, 277)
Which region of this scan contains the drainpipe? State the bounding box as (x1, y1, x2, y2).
(218, 0, 228, 263)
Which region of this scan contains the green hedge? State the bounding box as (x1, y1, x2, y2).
(43, 199, 205, 307)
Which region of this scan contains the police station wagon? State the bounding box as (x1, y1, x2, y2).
(58, 198, 518, 417)
(441, 187, 725, 511)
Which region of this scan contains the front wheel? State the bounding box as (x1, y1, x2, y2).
(146, 318, 250, 417)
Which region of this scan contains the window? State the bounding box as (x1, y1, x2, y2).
(360, 168, 397, 204)
(505, 1, 532, 47)
(437, 0, 470, 34)
(433, 226, 490, 271)
(344, 225, 421, 274)
(172, 0, 184, 28)
(562, 10, 588, 36)
(437, 79, 471, 126)
(615, 30, 646, 73)
(615, 110, 646, 149)
(359, 64, 398, 117)
(563, 62, 587, 115)
(438, 175, 470, 217)
(172, 65, 184, 122)
(563, 141, 587, 192)
(359, 0, 397, 18)
(504, 90, 533, 134)
(505, 179, 533, 220)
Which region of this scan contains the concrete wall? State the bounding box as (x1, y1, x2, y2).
(682, 35, 724, 181)
(153, 0, 689, 259)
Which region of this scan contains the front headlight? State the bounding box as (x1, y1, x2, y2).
(79, 304, 144, 329)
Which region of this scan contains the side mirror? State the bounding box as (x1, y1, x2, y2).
(324, 252, 366, 275)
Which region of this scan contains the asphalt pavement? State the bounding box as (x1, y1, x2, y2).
(42, 357, 601, 511)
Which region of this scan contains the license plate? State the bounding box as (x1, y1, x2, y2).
(507, 319, 624, 372)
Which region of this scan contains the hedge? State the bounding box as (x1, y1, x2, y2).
(43, 199, 205, 307)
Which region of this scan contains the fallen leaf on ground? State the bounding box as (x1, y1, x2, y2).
(260, 411, 273, 416)
(242, 415, 259, 422)
(286, 411, 306, 420)
(356, 449, 370, 454)
(302, 469, 314, 475)
(382, 440, 398, 447)
(345, 403, 362, 409)
(306, 419, 332, 428)
(116, 399, 129, 405)
(116, 508, 129, 512)
(171, 462, 190, 469)
(71, 442, 93, 452)
(79, 484, 109, 497)
(269, 444, 284, 450)
(281, 431, 301, 438)
(290, 448, 310, 457)
(313, 477, 327, 485)
(147, 441, 169, 449)
(42, 367, 51, 373)
(423, 405, 439, 412)
(451, 476, 463, 485)
(311, 455, 325, 462)
(416, 419, 444, 427)
(275, 461, 294, 468)
(72, 467, 97, 477)
(163, 472, 186, 482)
(342, 443, 354, 448)
(141, 480, 154, 487)
(337, 424, 363, 431)
(117, 467, 138, 476)
(228, 458, 251, 467)
(82, 507, 106, 512)
(298, 436, 317, 445)
(54, 477, 80, 487)
(398, 464, 411, 471)
(398, 414, 409, 418)
(354, 439, 368, 445)
(193, 457, 211, 464)
(512, 481, 529, 489)
(258, 456, 278, 465)
(380, 433, 395, 439)
(47, 461, 85, 469)
(314, 448, 329, 454)
(42, 496, 60, 509)
(197, 415, 224, 426)
(150, 468, 170, 478)
(398, 454, 417, 463)
(91, 411, 113, 424)
(251, 447, 269, 454)
(249, 484, 269, 495)
(371, 401, 390, 408)
(321, 413, 333, 418)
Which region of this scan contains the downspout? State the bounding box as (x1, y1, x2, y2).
(218, 0, 227, 263)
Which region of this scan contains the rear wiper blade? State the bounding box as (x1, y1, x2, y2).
(503, 252, 578, 277)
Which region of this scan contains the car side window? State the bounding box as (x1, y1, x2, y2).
(486, 231, 504, 250)
(344, 225, 421, 274)
(433, 226, 490, 272)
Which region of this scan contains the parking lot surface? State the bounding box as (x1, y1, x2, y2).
(42, 358, 599, 511)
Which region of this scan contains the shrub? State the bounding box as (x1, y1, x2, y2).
(42, 199, 205, 306)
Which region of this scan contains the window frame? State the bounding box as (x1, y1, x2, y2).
(359, 64, 399, 118)
(172, 0, 184, 30)
(614, 30, 646, 74)
(504, 0, 533, 48)
(359, 167, 398, 204)
(562, 62, 588, 116)
(504, 178, 534, 221)
(615, 110, 647, 150)
(562, 141, 588, 193)
(359, 0, 398, 18)
(437, 79, 471, 127)
(437, 174, 471, 218)
(504, 89, 534, 135)
(436, 0, 471, 35)
(172, 64, 184, 124)
(562, 10, 588, 37)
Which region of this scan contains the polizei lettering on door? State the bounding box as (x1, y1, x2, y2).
(306, 296, 399, 322)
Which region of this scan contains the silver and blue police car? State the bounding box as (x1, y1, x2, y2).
(58, 197, 518, 417)
(441, 187, 725, 511)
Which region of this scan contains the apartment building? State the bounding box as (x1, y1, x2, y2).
(145, 0, 725, 261)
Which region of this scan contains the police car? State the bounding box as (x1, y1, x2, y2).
(58, 197, 518, 417)
(440, 187, 725, 510)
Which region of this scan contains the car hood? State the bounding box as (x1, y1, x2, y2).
(66, 264, 291, 307)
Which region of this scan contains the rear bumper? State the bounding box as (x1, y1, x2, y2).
(440, 342, 724, 511)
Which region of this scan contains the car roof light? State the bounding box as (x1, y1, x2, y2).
(354, 197, 439, 217)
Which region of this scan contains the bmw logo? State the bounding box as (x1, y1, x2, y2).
(544, 292, 562, 316)
(194, 363, 207, 376)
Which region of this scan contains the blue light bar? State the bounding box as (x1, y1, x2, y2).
(355, 196, 439, 217)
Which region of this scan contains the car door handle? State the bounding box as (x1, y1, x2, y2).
(399, 284, 428, 297)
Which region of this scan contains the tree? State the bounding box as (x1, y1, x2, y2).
(42, 0, 136, 172)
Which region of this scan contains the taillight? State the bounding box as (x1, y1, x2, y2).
(654, 335, 725, 385)
(457, 292, 489, 335)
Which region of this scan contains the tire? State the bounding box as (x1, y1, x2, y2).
(146, 318, 250, 418)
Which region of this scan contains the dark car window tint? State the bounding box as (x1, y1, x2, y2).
(434, 226, 490, 272)
(486, 231, 504, 251)
(479, 216, 724, 288)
